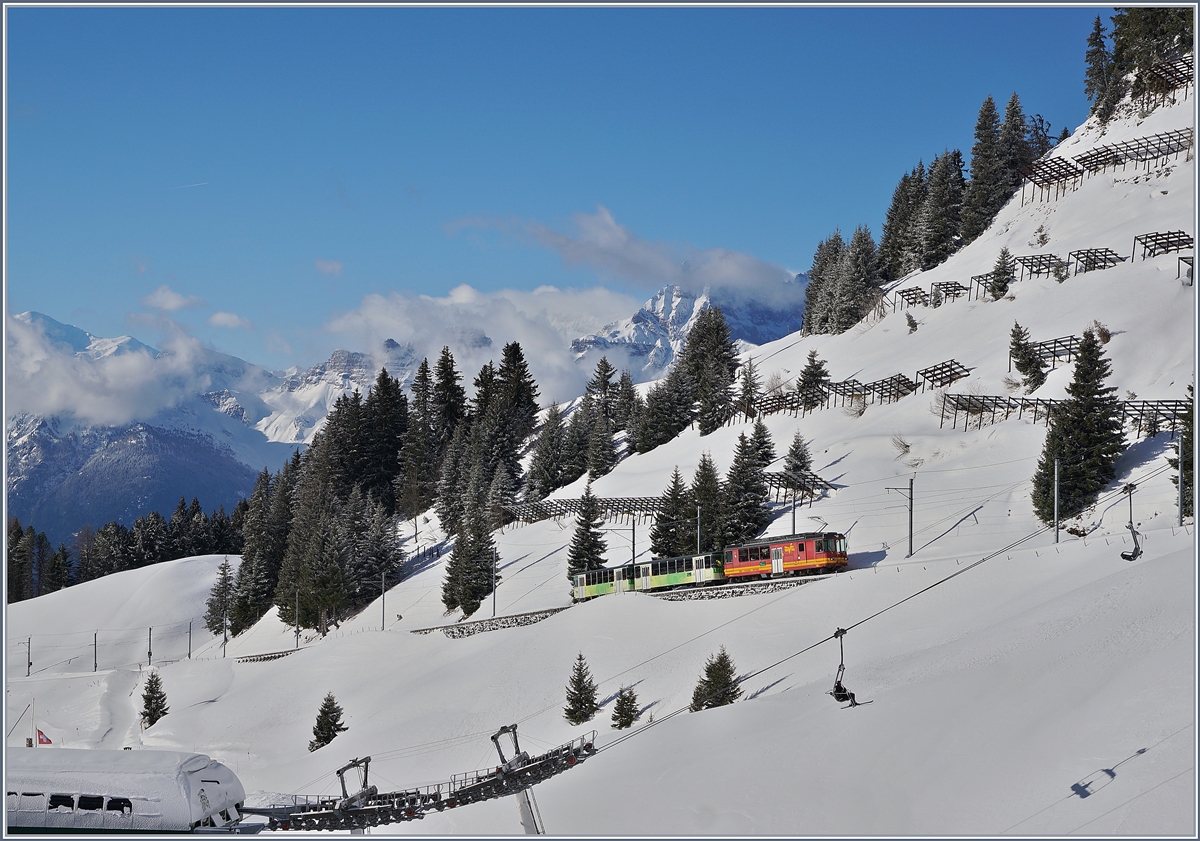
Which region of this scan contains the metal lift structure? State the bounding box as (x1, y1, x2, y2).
(241, 725, 596, 832)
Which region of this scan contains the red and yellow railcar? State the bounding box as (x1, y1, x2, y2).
(722, 532, 848, 579)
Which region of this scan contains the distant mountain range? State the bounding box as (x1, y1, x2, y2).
(6, 281, 805, 544)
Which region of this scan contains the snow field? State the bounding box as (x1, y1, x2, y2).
(5, 91, 1195, 835)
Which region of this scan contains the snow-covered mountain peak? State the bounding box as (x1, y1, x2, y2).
(14, 310, 158, 359)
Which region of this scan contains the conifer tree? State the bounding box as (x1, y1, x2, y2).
(43, 544, 71, 593)
(141, 671, 169, 728)
(1009, 321, 1047, 391)
(736, 358, 761, 417)
(1085, 15, 1118, 121)
(308, 692, 348, 752)
(471, 361, 498, 420)
(495, 341, 540, 445)
(826, 225, 881, 334)
(796, 350, 832, 411)
(691, 453, 724, 553)
(650, 466, 695, 559)
(586, 415, 618, 480)
(1111, 7, 1194, 99)
(999, 93, 1034, 196)
(611, 370, 639, 432)
(362, 368, 408, 512)
(611, 685, 639, 729)
(562, 396, 596, 483)
(432, 346, 467, 463)
(566, 483, 607, 579)
(917, 150, 966, 269)
(783, 431, 813, 500)
(990, 247, 1016, 300)
(1031, 330, 1125, 523)
(435, 424, 470, 536)
(750, 418, 776, 468)
(803, 231, 846, 335)
(689, 646, 742, 712)
(1167, 385, 1193, 518)
(961, 96, 1004, 244)
(880, 164, 928, 281)
(6, 522, 33, 603)
(906, 312, 919, 333)
(563, 653, 599, 726)
(168, 498, 193, 560)
(527, 402, 566, 502)
(680, 306, 739, 435)
(204, 556, 235, 638)
(586, 356, 618, 424)
(722, 433, 772, 546)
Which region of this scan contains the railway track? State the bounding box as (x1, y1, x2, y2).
(651, 572, 839, 601)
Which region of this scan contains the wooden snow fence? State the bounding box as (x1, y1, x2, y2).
(939, 394, 1190, 436)
(503, 497, 662, 525)
(1068, 247, 1127, 275)
(1132, 230, 1194, 261)
(763, 469, 835, 505)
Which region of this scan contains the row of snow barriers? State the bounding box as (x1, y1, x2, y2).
(1019, 123, 1195, 205)
(892, 230, 1194, 312)
(749, 358, 971, 422)
(940, 394, 1190, 436)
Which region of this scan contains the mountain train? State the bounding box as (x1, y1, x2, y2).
(571, 532, 849, 601)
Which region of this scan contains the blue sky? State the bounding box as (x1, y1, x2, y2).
(6, 5, 1108, 373)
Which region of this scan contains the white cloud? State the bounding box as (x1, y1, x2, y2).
(5, 313, 214, 426)
(140, 284, 204, 312)
(520, 206, 803, 309)
(208, 311, 252, 329)
(326, 284, 642, 403)
(315, 259, 344, 276)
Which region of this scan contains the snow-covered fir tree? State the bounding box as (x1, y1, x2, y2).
(203, 556, 234, 638)
(1009, 321, 1047, 391)
(611, 685, 639, 729)
(563, 653, 598, 726)
(526, 402, 566, 502)
(722, 433, 772, 546)
(308, 692, 348, 752)
(566, 483, 607, 579)
(141, 671, 169, 728)
(796, 349, 832, 410)
(1031, 329, 1125, 524)
(691, 453, 724, 553)
(689, 646, 743, 712)
(649, 466, 695, 559)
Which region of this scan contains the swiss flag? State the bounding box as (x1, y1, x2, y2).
(37, 730, 51, 745)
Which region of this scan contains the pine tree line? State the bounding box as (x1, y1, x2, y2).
(1085, 9, 1194, 124)
(6, 496, 245, 603)
(647, 419, 778, 559)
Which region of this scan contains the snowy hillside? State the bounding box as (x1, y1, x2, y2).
(5, 98, 1195, 835)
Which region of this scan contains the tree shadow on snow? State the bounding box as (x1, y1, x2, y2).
(599, 678, 645, 709)
(747, 675, 789, 700)
(914, 503, 987, 555)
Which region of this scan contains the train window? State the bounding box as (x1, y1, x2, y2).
(837, 537, 847, 553)
(48, 795, 74, 811)
(77, 796, 104, 811)
(106, 798, 133, 814)
(669, 559, 678, 574)
(724, 550, 733, 565)
(797, 542, 806, 554)
(684, 558, 693, 571)
(815, 540, 824, 552)
(624, 566, 636, 580)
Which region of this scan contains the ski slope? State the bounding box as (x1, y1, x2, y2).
(5, 96, 1196, 836)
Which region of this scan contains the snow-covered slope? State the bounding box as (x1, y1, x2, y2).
(5, 96, 1194, 835)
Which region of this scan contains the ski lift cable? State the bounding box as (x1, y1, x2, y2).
(598, 461, 1177, 755)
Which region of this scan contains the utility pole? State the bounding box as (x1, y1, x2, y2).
(381, 571, 387, 631)
(94, 632, 98, 672)
(147, 628, 153, 667)
(1054, 457, 1060, 544)
(294, 587, 300, 650)
(886, 476, 915, 557)
(696, 506, 702, 554)
(492, 550, 498, 618)
(25, 637, 31, 677)
(631, 519, 636, 564)
(187, 622, 191, 660)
